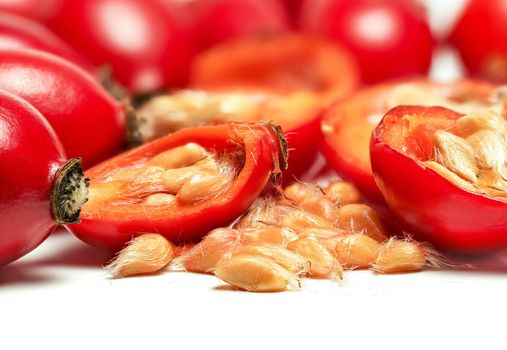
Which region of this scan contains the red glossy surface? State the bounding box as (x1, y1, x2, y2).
(0, 0, 56, 21)
(45, 0, 193, 92)
(280, 0, 304, 29)
(180, 0, 289, 51)
(450, 0, 507, 83)
(0, 90, 65, 265)
(282, 112, 323, 183)
(0, 13, 94, 72)
(0, 50, 125, 168)
(70, 123, 284, 249)
(300, 0, 434, 83)
(371, 106, 507, 254)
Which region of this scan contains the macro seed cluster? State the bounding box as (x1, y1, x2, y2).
(107, 179, 440, 291)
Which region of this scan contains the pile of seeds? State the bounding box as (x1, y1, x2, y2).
(106, 179, 443, 292)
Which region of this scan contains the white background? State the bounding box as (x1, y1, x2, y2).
(2, 1, 507, 349)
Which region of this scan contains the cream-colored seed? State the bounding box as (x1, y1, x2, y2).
(280, 209, 335, 231)
(434, 130, 479, 183)
(455, 110, 507, 138)
(372, 239, 426, 274)
(338, 204, 388, 242)
(298, 227, 345, 253)
(143, 193, 177, 206)
(171, 228, 244, 273)
(105, 233, 175, 278)
(299, 197, 339, 223)
(146, 143, 208, 169)
(284, 183, 311, 204)
(161, 166, 202, 193)
(235, 198, 286, 228)
(423, 161, 478, 192)
(478, 169, 507, 191)
(335, 234, 381, 269)
(137, 91, 268, 141)
(233, 244, 309, 275)
(466, 129, 507, 177)
(176, 172, 231, 204)
(215, 255, 300, 292)
(243, 226, 299, 246)
(287, 239, 342, 278)
(324, 181, 362, 206)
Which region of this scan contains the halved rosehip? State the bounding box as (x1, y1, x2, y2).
(181, 34, 358, 181)
(69, 122, 287, 250)
(321, 80, 501, 202)
(371, 105, 507, 254)
(190, 33, 359, 103)
(134, 89, 320, 183)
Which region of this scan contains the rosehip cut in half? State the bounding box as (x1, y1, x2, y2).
(0, 90, 88, 266)
(191, 33, 359, 103)
(0, 49, 126, 168)
(371, 105, 507, 254)
(186, 33, 358, 181)
(321, 80, 502, 202)
(134, 89, 320, 183)
(70, 122, 287, 250)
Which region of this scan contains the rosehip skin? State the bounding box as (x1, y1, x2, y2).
(180, 0, 290, 51)
(0, 90, 85, 266)
(0, 0, 56, 21)
(0, 49, 125, 168)
(0, 12, 94, 72)
(45, 0, 194, 92)
(450, 0, 507, 83)
(300, 0, 434, 83)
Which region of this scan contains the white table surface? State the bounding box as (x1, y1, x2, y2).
(2, 1, 506, 349)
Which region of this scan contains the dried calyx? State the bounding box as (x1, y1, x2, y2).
(88, 142, 242, 207)
(51, 158, 89, 224)
(425, 110, 507, 196)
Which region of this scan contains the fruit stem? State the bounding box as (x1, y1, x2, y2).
(50, 158, 89, 224)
